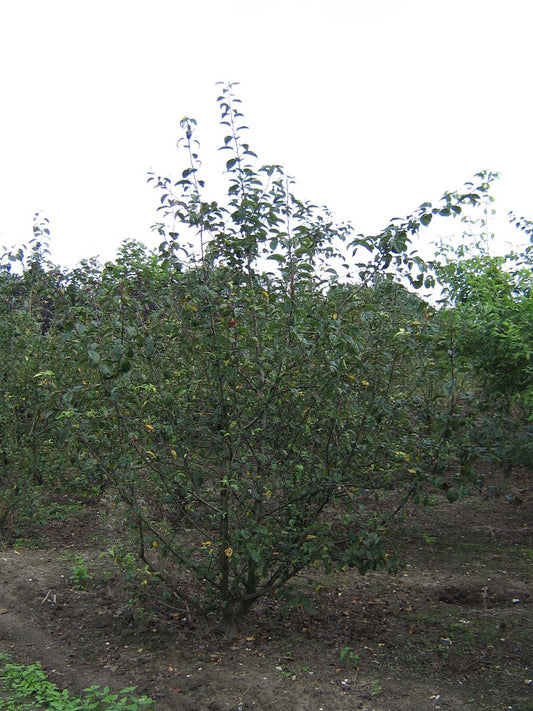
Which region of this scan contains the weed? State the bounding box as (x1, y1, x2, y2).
(371, 678, 383, 697)
(339, 645, 360, 669)
(12, 538, 41, 550)
(0, 654, 154, 710)
(71, 554, 93, 590)
(105, 547, 138, 581)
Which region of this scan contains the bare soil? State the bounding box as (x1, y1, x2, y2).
(1, 466, 532, 711)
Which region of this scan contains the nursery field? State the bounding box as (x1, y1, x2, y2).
(1, 465, 531, 711)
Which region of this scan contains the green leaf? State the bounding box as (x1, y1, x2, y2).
(267, 253, 286, 263)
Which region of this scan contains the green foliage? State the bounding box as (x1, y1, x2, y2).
(0, 84, 507, 624)
(0, 653, 154, 710)
(0, 231, 67, 534)
(70, 555, 94, 590)
(435, 227, 533, 468)
(56, 85, 488, 625)
(339, 645, 360, 669)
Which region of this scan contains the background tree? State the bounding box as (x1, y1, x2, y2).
(434, 219, 532, 470)
(0, 221, 70, 532)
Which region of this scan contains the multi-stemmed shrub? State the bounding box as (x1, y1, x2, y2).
(53, 85, 494, 626)
(1, 84, 508, 627)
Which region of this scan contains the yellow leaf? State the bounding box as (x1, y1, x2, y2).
(224, 547, 233, 558)
(145, 423, 154, 430)
(146, 450, 157, 458)
(332, 312, 338, 320)
(395, 450, 410, 462)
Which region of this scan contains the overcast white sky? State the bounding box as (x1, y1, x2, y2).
(1, 0, 531, 268)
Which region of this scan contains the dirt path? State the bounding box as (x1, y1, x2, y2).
(0, 548, 129, 698)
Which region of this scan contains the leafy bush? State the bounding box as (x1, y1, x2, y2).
(50, 85, 493, 626)
(1, 84, 502, 626)
(435, 226, 533, 469)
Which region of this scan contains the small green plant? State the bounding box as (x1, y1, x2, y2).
(0, 653, 154, 710)
(105, 547, 138, 581)
(371, 678, 383, 697)
(70, 554, 93, 590)
(338, 645, 360, 669)
(436, 635, 453, 659)
(103, 548, 160, 624)
(13, 538, 41, 550)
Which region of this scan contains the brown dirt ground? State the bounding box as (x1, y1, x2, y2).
(1, 466, 532, 711)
